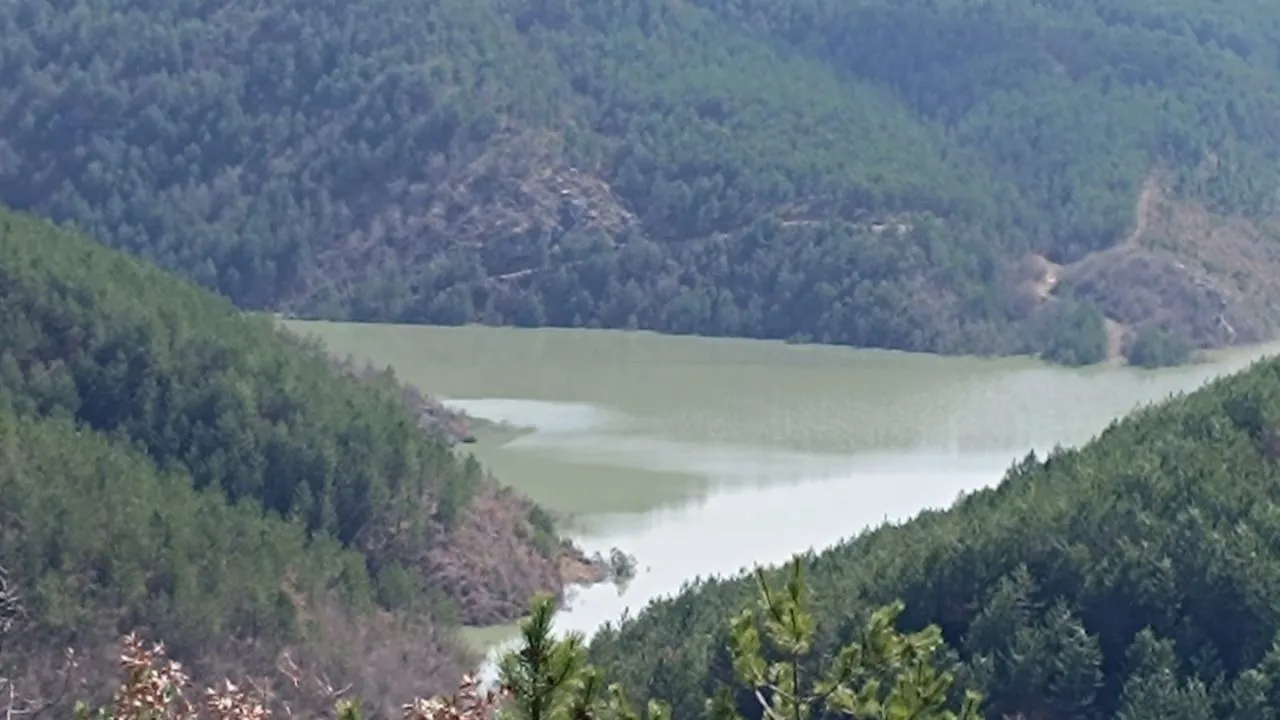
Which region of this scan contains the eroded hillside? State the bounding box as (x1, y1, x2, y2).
(1062, 183, 1280, 353)
(1009, 172, 1280, 361)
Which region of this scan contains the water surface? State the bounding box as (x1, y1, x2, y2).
(286, 320, 1280, 666)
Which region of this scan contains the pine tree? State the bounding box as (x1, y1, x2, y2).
(499, 557, 984, 720)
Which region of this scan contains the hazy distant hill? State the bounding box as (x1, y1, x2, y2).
(4, 0, 1280, 362)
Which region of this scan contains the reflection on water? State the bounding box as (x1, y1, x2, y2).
(453, 348, 1280, 680)
(282, 319, 1280, 680)
(551, 450, 1012, 633)
(472, 446, 1017, 682)
(445, 399, 626, 435)
(448, 397, 862, 485)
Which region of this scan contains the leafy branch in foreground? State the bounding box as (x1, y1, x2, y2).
(498, 594, 669, 720)
(496, 556, 983, 720)
(0, 563, 22, 642)
(713, 558, 984, 720)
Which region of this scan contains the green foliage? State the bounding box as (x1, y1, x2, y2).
(1039, 299, 1109, 367)
(586, 354, 1280, 719)
(3, 0, 1279, 354)
(607, 549, 638, 589)
(499, 593, 673, 720)
(0, 207, 487, 600)
(0, 397, 374, 678)
(58, 571, 978, 719)
(1126, 325, 1193, 368)
(691, 0, 1280, 237)
(718, 559, 983, 720)
(500, 594, 608, 720)
(0, 205, 563, 708)
(500, 569, 981, 720)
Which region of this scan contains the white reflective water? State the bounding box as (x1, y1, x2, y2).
(282, 320, 1280, 681)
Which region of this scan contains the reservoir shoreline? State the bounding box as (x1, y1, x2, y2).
(283, 320, 1280, 676)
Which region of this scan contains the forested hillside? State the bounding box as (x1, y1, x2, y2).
(585, 353, 1280, 719)
(4, 0, 1280, 361)
(0, 208, 585, 716)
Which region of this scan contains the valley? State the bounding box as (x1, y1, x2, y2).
(285, 319, 1280, 670)
(6, 0, 1280, 716)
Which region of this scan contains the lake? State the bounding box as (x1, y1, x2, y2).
(284, 320, 1280, 675)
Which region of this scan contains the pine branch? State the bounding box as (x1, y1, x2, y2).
(0, 564, 21, 639)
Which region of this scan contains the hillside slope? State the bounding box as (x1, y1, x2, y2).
(4, 0, 1280, 358)
(0, 207, 585, 715)
(0, 405, 459, 714)
(586, 353, 1280, 719)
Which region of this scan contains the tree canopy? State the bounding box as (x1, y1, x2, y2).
(0, 206, 568, 714)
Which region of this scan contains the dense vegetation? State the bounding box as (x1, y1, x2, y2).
(4, 0, 1280, 358)
(3, 566, 983, 720)
(1125, 325, 1193, 368)
(0, 403, 411, 701)
(585, 352, 1280, 719)
(0, 207, 569, 714)
(1036, 299, 1110, 367)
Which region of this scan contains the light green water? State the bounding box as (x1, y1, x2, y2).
(284, 320, 1280, 659)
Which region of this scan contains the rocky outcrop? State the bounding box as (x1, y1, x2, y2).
(423, 483, 607, 626)
(331, 353, 606, 625)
